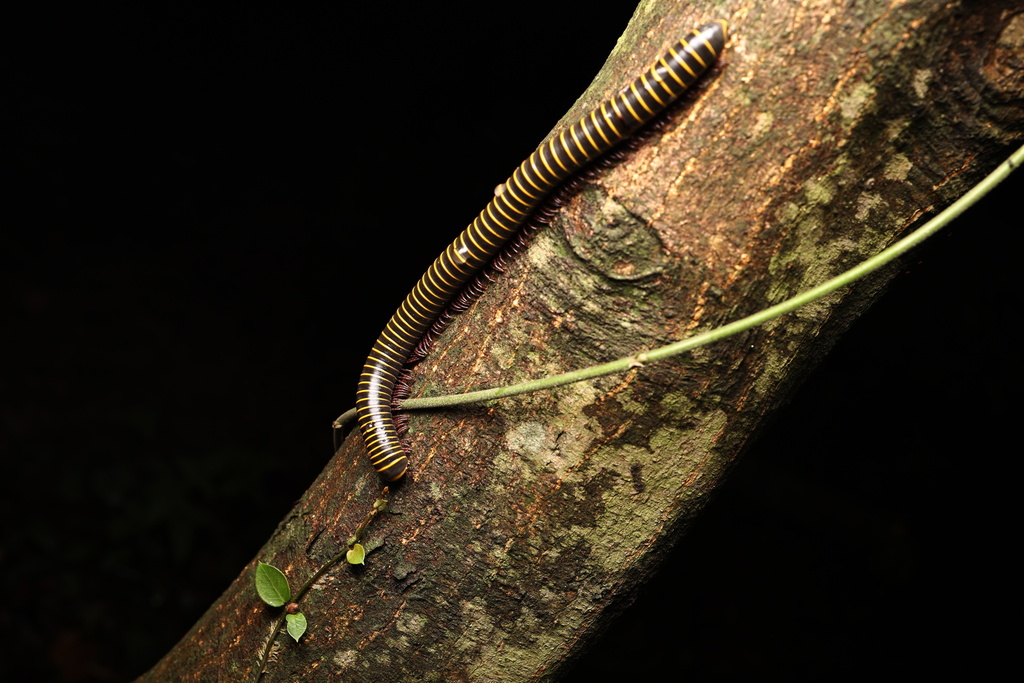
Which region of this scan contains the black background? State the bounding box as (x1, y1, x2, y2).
(6, 3, 1020, 681)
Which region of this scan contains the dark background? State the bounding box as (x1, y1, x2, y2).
(6, 3, 1019, 681)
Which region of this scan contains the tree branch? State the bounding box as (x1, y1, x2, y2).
(138, 1, 1024, 680)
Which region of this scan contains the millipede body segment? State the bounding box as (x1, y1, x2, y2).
(356, 20, 729, 481)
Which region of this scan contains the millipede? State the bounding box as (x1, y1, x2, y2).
(356, 19, 729, 482)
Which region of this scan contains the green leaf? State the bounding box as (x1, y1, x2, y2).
(286, 612, 307, 642)
(346, 544, 365, 565)
(255, 562, 291, 607)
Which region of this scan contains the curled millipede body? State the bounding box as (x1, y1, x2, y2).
(356, 20, 729, 481)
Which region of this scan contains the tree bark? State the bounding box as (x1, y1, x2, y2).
(139, 0, 1023, 681)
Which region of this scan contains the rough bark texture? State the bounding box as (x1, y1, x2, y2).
(139, 0, 1023, 681)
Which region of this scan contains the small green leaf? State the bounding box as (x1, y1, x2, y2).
(286, 613, 307, 642)
(346, 543, 366, 565)
(255, 562, 291, 607)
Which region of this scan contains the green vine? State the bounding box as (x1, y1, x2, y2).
(335, 145, 1023, 427)
(252, 488, 389, 681)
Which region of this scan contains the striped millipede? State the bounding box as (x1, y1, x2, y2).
(356, 20, 729, 481)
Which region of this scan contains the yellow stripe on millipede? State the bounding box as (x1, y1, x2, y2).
(669, 45, 699, 79)
(558, 131, 582, 166)
(572, 124, 595, 158)
(535, 149, 559, 182)
(682, 38, 708, 69)
(619, 92, 643, 124)
(629, 82, 656, 116)
(577, 117, 601, 151)
(465, 225, 495, 253)
(604, 101, 625, 137)
(587, 111, 609, 146)
(528, 154, 555, 188)
(546, 139, 570, 174)
(498, 192, 530, 217)
(517, 163, 546, 196)
(660, 55, 686, 88)
(507, 175, 538, 204)
(641, 70, 668, 107)
(491, 197, 519, 223)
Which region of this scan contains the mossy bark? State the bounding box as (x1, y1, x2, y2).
(139, 1, 1023, 681)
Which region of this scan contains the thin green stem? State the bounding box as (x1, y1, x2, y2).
(254, 490, 389, 681)
(334, 145, 1022, 428)
(253, 612, 286, 682)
